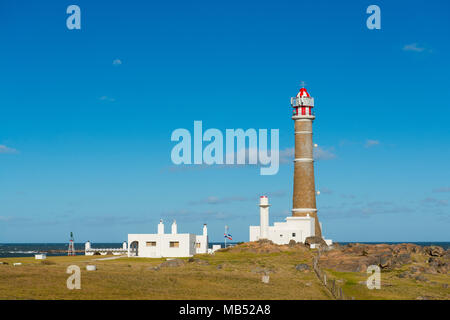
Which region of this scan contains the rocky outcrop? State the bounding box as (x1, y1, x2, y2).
(295, 264, 310, 271)
(305, 236, 328, 248)
(160, 259, 185, 268)
(426, 257, 448, 274)
(251, 267, 275, 275)
(188, 258, 210, 265)
(424, 246, 445, 257)
(318, 243, 448, 273)
(225, 240, 308, 254)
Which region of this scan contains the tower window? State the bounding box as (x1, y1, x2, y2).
(146, 241, 156, 247)
(196, 243, 201, 248)
(292, 233, 296, 237)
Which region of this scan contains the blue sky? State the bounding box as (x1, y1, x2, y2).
(0, 0, 449, 243)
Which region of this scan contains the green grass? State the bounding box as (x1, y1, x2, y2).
(323, 265, 450, 300)
(1, 249, 447, 300)
(0, 249, 331, 300)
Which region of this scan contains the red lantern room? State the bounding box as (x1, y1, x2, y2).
(291, 87, 315, 119)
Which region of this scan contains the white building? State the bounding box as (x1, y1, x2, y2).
(249, 196, 332, 246)
(128, 220, 208, 258)
(35, 253, 47, 260)
(85, 241, 128, 256)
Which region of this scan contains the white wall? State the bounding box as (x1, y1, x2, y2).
(128, 233, 196, 258)
(249, 226, 261, 242)
(249, 216, 315, 245)
(195, 234, 208, 254)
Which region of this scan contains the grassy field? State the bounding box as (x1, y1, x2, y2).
(1, 246, 448, 300)
(0, 248, 331, 300)
(323, 264, 450, 300)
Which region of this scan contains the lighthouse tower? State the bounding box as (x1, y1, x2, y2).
(291, 86, 322, 237)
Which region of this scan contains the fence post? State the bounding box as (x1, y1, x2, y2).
(331, 280, 335, 296)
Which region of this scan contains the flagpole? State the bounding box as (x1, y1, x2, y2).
(225, 225, 228, 248)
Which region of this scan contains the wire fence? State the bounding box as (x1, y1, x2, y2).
(312, 250, 354, 300)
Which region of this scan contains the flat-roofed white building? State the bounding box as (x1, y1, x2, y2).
(35, 253, 47, 260)
(128, 220, 208, 258)
(249, 196, 332, 245)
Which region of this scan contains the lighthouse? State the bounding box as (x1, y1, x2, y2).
(291, 86, 321, 237)
(259, 196, 270, 239)
(249, 84, 332, 246)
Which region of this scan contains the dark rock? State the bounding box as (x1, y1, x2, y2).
(427, 257, 448, 274)
(397, 271, 410, 278)
(444, 250, 450, 259)
(251, 267, 274, 275)
(216, 264, 223, 270)
(425, 266, 438, 274)
(395, 253, 411, 265)
(376, 252, 394, 269)
(257, 239, 275, 245)
(410, 266, 420, 273)
(188, 258, 209, 265)
(160, 259, 185, 268)
(305, 236, 328, 248)
(424, 246, 445, 257)
(295, 264, 310, 271)
(415, 274, 428, 282)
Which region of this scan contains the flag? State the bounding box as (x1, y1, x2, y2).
(224, 233, 232, 240)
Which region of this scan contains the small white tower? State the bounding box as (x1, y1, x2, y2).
(203, 224, 208, 236)
(259, 196, 270, 239)
(158, 219, 164, 234)
(122, 241, 127, 250)
(171, 220, 178, 234)
(85, 241, 91, 251)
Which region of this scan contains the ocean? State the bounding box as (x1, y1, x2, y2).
(0, 242, 237, 258)
(0, 242, 448, 258)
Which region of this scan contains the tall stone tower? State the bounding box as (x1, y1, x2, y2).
(291, 86, 322, 237)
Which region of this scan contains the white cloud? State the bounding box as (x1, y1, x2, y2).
(188, 190, 286, 206)
(99, 96, 115, 102)
(433, 187, 450, 193)
(279, 147, 294, 164)
(364, 139, 380, 148)
(189, 196, 247, 205)
(112, 59, 122, 65)
(0, 145, 18, 154)
(421, 197, 448, 207)
(319, 187, 333, 195)
(314, 146, 336, 160)
(278, 146, 336, 162)
(403, 43, 426, 53)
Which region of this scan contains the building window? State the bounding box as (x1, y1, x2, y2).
(170, 241, 179, 248)
(292, 233, 296, 237)
(196, 243, 201, 248)
(280, 234, 283, 237)
(146, 241, 156, 247)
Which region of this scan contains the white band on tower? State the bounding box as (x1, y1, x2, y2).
(294, 158, 314, 162)
(292, 208, 317, 213)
